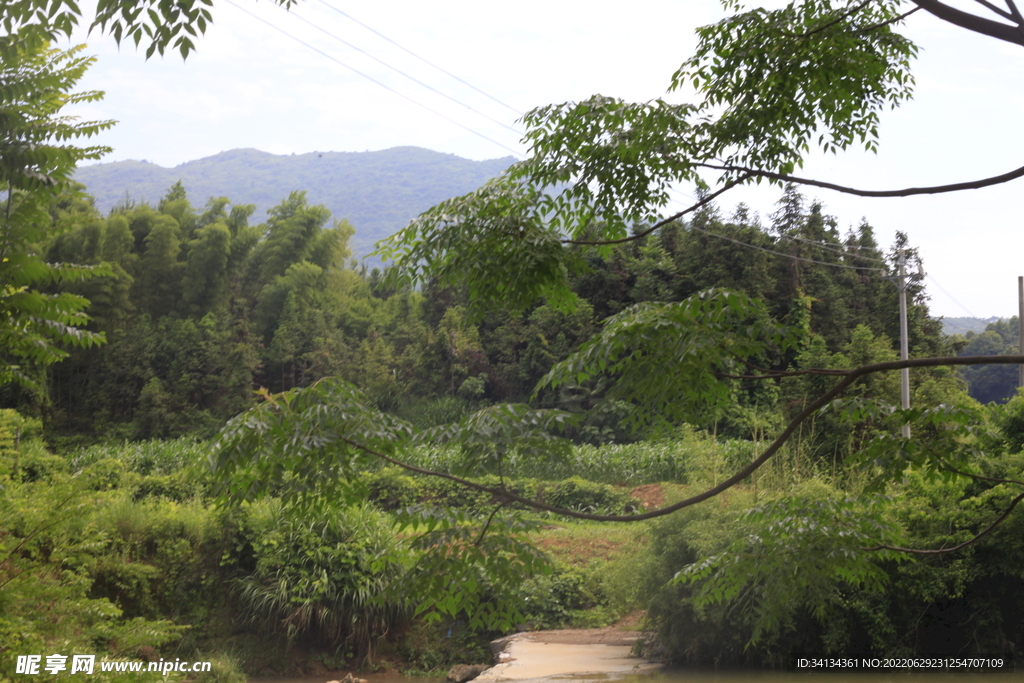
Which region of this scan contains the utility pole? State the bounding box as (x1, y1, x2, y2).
(898, 249, 910, 439)
(1019, 276, 1023, 388)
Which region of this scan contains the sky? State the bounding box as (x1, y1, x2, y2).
(62, 0, 1024, 320)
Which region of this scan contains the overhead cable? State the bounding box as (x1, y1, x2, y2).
(665, 189, 888, 269)
(687, 224, 889, 273)
(318, 0, 524, 117)
(221, 0, 524, 158)
(287, 7, 523, 136)
(777, 233, 888, 263)
(926, 274, 978, 318)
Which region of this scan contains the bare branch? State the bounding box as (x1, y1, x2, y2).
(475, 500, 511, 546)
(910, 0, 1024, 45)
(562, 174, 753, 246)
(697, 161, 1024, 197)
(718, 368, 851, 380)
(971, 0, 1014, 22)
(934, 461, 1024, 489)
(1006, 0, 1024, 24)
(857, 453, 1024, 554)
(0, 566, 31, 591)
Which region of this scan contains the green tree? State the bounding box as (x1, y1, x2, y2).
(4, 0, 292, 59)
(181, 221, 231, 316)
(0, 40, 111, 392)
(134, 214, 183, 317)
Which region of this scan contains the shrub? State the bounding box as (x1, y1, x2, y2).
(364, 467, 422, 511)
(188, 654, 246, 683)
(0, 476, 188, 682)
(237, 500, 411, 665)
(547, 477, 636, 515)
(641, 469, 1024, 666)
(519, 564, 608, 629)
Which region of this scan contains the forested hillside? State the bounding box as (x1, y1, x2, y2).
(944, 316, 1002, 336)
(955, 318, 1023, 404)
(1, 181, 959, 448)
(6, 176, 1024, 676)
(73, 148, 516, 254)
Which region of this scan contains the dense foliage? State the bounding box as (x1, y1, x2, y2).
(3, 178, 962, 445)
(956, 317, 1022, 404)
(7, 0, 1024, 671)
(0, 38, 109, 393)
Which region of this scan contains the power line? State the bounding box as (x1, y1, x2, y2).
(221, 0, 524, 159)
(665, 188, 888, 265)
(687, 224, 888, 273)
(318, 0, 524, 117)
(783, 232, 885, 255)
(926, 274, 978, 318)
(287, 6, 523, 137)
(777, 232, 887, 263)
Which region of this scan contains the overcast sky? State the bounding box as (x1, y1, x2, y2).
(64, 0, 1024, 320)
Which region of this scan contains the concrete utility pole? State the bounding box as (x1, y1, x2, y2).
(898, 249, 910, 439)
(1019, 276, 1023, 388)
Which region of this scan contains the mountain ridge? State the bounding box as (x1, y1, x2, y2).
(941, 315, 1004, 336)
(74, 147, 517, 255)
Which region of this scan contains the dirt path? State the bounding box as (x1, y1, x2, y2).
(475, 626, 660, 681)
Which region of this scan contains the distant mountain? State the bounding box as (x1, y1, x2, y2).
(942, 316, 1003, 336)
(74, 147, 516, 255)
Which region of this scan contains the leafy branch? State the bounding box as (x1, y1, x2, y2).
(212, 355, 1024, 532)
(860, 457, 1024, 555)
(863, 491, 1024, 554)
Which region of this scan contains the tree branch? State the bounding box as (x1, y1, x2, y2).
(561, 174, 753, 246)
(475, 500, 511, 546)
(854, 5, 922, 32)
(795, 0, 875, 38)
(718, 368, 851, 380)
(1006, 0, 1024, 25)
(857, 453, 1024, 554)
(971, 0, 1014, 22)
(864, 490, 1024, 554)
(697, 161, 1024, 197)
(342, 355, 1024, 524)
(910, 0, 1024, 45)
(935, 461, 1024, 489)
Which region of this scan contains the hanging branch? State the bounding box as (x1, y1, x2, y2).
(863, 492, 1024, 554)
(695, 161, 1024, 198)
(337, 355, 1024, 527)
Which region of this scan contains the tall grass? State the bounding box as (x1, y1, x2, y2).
(401, 426, 761, 485)
(68, 437, 209, 475)
(65, 428, 808, 493)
